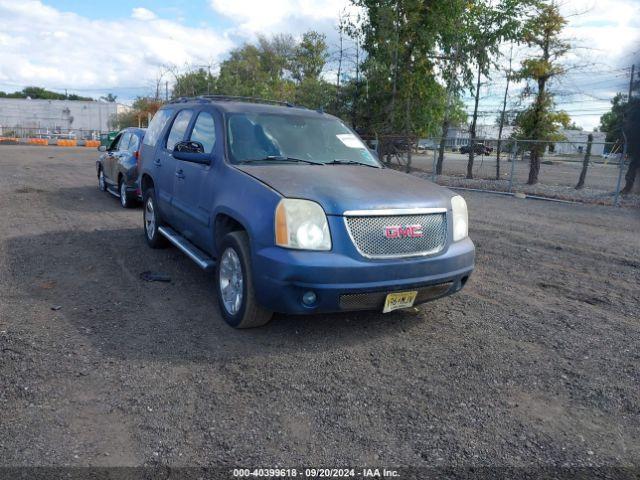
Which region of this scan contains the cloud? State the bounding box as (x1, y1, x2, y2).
(0, 0, 234, 99)
(131, 7, 157, 21)
(209, 0, 356, 38)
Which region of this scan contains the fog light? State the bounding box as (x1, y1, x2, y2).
(302, 291, 317, 306)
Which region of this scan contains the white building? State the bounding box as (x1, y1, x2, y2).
(0, 98, 130, 137)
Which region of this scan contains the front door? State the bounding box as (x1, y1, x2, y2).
(171, 110, 217, 248)
(104, 132, 125, 185)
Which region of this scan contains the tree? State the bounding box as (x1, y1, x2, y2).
(575, 133, 592, 189)
(515, 1, 569, 185)
(352, 0, 458, 137)
(622, 98, 640, 194)
(621, 73, 640, 194)
(113, 97, 162, 129)
(100, 93, 118, 102)
(599, 93, 627, 144)
(0, 86, 92, 101)
(290, 32, 329, 83)
(215, 36, 297, 101)
(173, 68, 216, 98)
(434, 0, 532, 176)
(496, 44, 514, 179)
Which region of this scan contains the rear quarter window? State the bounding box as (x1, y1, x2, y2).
(143, 109, 173, 147)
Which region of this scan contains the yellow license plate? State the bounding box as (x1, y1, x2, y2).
(383, 291, 418, 313)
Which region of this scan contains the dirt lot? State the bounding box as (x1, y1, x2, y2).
(1, 146, 639, 474)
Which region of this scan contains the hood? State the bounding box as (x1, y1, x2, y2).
(235, 164, 454, 215)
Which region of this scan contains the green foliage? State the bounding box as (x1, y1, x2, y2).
(173, 68, 216, 97)
(171, 32, 334, 112)
(290, 32, 329, 82)
(0, 86, 93, 101)
(515, 95, 570, 142)
(599, 93, 627, 143)
(514, 1, 569, 183)
(100, 93, 118, 102)
(112, 97, 163, 129)
(351, 0, 456, 135)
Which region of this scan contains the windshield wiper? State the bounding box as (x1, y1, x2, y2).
(326, 159, 381, 168)
(239, 156, 324, 166)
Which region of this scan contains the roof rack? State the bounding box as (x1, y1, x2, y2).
(168, 95, 295, 107)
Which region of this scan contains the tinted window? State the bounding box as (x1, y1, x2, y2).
(108, 133, 122, 151)
(118, 132, 131, 151)
(188, 112, 216, 153)
(143, 109, 173, 147)
(128, 133, 140, 152)
(166, 110, 193, 151)
(226, 113, 379, 167)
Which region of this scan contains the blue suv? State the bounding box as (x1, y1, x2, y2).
(139, 96, 474, 328)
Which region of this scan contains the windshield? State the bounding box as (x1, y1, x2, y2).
(226, 112, 380, 167)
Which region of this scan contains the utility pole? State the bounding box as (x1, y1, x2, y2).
(165, 81, 169, 102)
(629, 64, 635, 101)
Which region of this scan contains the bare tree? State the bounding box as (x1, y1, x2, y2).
(496, 44, 514, 179)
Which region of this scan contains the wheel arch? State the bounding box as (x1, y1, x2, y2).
(140, 173, 155, 194)
(214, 211, 249, 255)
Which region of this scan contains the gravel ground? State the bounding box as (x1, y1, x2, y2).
(1, 146, 639, 476)
(423, 174, 640, 208)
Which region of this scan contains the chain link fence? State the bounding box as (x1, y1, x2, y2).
(364, 135, 633, 206)
(0, 126, 105, 146)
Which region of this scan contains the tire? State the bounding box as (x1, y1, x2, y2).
(216, 231, 273, 329)
(143, 188, 168, 249)
(98, 167, 106, 192)
(119, 178, 133, 209)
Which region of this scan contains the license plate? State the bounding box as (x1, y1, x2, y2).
(383, 291, 418, 313)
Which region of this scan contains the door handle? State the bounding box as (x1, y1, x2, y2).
(175, 169, 185, 179)
(154, 159, 161, 167)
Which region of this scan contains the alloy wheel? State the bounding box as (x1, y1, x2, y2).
(219, 247, 244, 315)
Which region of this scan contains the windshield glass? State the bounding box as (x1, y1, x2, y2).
(226, 112, 380, 167)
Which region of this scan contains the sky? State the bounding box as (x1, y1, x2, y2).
(0, 0, 638, 131)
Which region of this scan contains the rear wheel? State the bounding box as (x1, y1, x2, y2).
(143, 188, 168, 248)
(216, 231, 273, 329)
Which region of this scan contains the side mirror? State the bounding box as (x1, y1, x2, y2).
(175, 141, 204, 154)
(98, 145, 106, 152)
(173, 141, 210, 164)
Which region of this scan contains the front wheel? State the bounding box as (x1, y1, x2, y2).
(143, 188, 168, 248)
(216, 231, 273, 329)
(98, 168, 106, 191)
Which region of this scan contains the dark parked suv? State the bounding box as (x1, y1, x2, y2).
(139, 96, 474, 328)
(96, 127, 146, 208)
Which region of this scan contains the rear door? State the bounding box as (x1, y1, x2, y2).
(140, 108, 174, 214)
(171, 109, 218, 247)
(157, 109, 194, 225)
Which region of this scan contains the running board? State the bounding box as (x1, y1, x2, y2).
(107, 186, 120, 198)
(158, 226, 216, 271)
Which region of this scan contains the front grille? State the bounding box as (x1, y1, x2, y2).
(339, 282, 453, 311)
(345, 213, 447, 258)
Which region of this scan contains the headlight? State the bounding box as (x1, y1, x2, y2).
(275, 199, 331, 250)
(451, 195, 468, 242)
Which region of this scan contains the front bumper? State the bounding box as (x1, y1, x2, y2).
(252, 237, 474, 314)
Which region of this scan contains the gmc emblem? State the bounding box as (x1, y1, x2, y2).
(384, 224, 424, 239)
